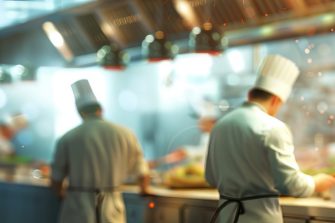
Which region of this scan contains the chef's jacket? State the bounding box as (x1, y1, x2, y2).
(205, 102, 315, 223)
(51, 117, 149, 223)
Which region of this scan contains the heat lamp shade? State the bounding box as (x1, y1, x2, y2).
(97, 45, 129, 70)
(142, 33, 178, 62)
(189, 24, 223, 55)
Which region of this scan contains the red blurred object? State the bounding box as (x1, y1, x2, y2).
(148, 149, 188, 169)
(103, 65, 125, 71)
(0, 125, 14, 139)
(194, 50, 221, 56)
(148, 201, 155, 209)
(148, 58, 172, 63)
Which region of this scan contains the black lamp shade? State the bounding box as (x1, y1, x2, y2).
(142, 31, 178, 62)
(189, 23, 223, 55)
(20, 66, 37, 81)
(0, 68, 12, 84)
(97, 44, 129, 70)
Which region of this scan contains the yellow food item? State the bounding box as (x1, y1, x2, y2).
(163, 163, 210, 188)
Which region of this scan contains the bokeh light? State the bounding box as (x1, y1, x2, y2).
(118, 90, 138, 111)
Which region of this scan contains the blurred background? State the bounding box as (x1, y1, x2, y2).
(0, 0, 335, 173)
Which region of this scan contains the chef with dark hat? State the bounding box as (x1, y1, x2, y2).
(205, 55, 335, 223)
(51, 79, 150, 223)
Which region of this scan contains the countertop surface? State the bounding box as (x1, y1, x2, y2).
(1, 169, 335, 210)
(121, 185, 335, 209)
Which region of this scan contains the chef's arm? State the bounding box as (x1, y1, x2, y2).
(138, 174, 151, 195)
(266, 126, 316, 197)
(50, 179, 65, 198)
(50, 139, 68, 199)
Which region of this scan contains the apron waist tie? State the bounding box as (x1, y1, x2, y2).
(68, 186, 119, 223)
(209, 193, 279, 223)
(67, 186, 119, 193)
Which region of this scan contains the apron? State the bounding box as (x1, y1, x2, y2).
(59, 186, 125, 223)
(209, 193, 279, 223)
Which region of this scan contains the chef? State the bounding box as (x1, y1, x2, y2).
(50, 79, 150, 223)
(205, 55, 335, 223)
(149, 98, 218, 169)
(180, 98, 220, 166)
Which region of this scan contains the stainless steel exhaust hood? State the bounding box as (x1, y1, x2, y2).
(1, 0, 335, 67)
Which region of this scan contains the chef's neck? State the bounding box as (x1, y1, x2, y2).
(80, 110, 103, 120)
(248, 96, 282, 116)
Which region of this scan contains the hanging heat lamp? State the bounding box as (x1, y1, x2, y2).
(11, 65, 37, 81)
(142, 0, 178, 62)
(97, 44, 129, 70)
(0, 67, 12, 84)
(142, 31, 178, 62)
(189, 22, 223, 56)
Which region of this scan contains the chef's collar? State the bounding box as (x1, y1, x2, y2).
(244, 101, 267, 113)
(83, 114, 102, 121)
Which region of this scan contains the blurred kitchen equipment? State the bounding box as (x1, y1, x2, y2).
(148, 149, 188, 169)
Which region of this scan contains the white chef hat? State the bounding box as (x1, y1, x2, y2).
(254, 54, 300, 102)
(71, 79, 99, 110)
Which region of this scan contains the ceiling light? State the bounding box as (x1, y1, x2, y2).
(189, 22, 223, 56)
(10, 65, 36, 81)
(96, 44, 129, 70)
(142, 31, 178, 62)
(43, 21, 73, 61)
(227, 50, 246, 73)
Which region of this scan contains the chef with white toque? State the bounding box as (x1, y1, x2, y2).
(205, 55, 335, 223)
(51, 79, 150, 223)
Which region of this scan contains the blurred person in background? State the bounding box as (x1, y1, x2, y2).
(151, 98, 220, 188)
(50, 79, 150, 223)
(0, 114, 28, 157)
(205, 55, 335, 223)
(175, 97, 220, 166)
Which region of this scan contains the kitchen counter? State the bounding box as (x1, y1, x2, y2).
(122, 185, 335, 222)
(1, 172, 335, 209)
(122, 184, 335, 206)
(1, 173, 335, 223)
(0, 167, 50, 187)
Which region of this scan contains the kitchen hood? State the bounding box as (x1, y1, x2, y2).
(1, 0, 335, 67)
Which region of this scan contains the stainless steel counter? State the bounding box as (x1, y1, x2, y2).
(1, 172, 335, 223)
(122, 185, 335, 223)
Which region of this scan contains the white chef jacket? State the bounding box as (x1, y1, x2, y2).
(51, 117, 149, 223)
(205, 102, 315, 223)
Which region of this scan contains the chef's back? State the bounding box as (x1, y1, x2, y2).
(51, 79, 148, 223)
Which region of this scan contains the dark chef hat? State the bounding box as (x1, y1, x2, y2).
(71, 79, 99, 110)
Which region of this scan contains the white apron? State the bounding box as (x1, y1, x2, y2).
(59, 191, 125, 223)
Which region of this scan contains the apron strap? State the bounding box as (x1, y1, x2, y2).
(67, 186, 119, 192)
(209, 193, 279, 223)
(67, 186, 119, 223)
(95, 191, 105, 223)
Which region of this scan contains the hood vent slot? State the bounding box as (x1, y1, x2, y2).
(75, 13, 110, 51)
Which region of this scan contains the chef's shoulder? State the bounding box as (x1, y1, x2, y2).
(262, 115, 293, 148)
(262, 113, 287, 129)
(106, 122, 138, 140)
